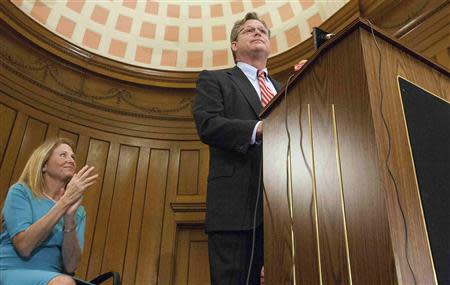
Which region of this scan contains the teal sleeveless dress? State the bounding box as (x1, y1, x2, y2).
(0, 183, 85, 285)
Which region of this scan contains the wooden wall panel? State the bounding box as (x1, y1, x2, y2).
(0, 103, 16, 167)
(58, 129, 80, 147)
(121, 147, 150, 285)
(178, 150, 199, 195)
(44, 124, 59, 139)
(187, 238, 209, 285)
(0, 92, 209, 285)
(10, 118, 47, 184)
(197, 148, 209, 198)
(158, 143, 208, 284)
(86, 142, 120, 280)
(135, 149, 169, 285)
(173, 227, 210, 285)
(78, 139, 111, 279)
(101, 145, 140, 275)
(0, 112, 27, 206)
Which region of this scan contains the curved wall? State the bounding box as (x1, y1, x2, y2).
(0, 20, 209, 283)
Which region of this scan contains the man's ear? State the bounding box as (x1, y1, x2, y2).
(231, 41, 238, 53)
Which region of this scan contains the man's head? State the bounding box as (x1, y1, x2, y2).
(230, 12, 271, 64)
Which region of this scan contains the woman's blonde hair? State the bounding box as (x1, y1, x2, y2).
(18, 137, 75, 197)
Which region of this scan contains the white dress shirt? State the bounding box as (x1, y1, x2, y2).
(236, 62, 277, 144)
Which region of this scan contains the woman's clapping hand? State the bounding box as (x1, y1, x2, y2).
(62, 165, 98, 216)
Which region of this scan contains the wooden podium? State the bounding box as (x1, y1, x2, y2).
(261, 19, 449, 284)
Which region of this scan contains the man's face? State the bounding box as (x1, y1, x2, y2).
(232, 19, 271, 60)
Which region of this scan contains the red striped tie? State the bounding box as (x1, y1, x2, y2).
(258, 70, 275, 107)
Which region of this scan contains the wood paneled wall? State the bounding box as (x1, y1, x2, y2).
(0, 15, 210, 285)
(0, 1, 448, 284)
(0, 101, 210, 285)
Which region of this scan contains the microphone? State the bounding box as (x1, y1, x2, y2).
(312, 27, 334, 50)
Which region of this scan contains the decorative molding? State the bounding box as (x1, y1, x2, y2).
(0, 26, 194, 121)
(170, 202, 206, 213)
(0, 1, 198, 88)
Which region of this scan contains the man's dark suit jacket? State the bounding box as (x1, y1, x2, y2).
(192, 66, 281, 232)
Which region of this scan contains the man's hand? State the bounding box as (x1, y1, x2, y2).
(260, 266, 264, 285)
(256, 121, 263, 142)
(294, 59, 308, 71)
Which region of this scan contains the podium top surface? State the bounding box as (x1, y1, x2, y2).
(260, 18, 449, 118)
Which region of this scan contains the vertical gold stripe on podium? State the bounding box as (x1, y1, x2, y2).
(287, 133, 296, 284)
(332, 104, 353, 284)
(309, 104, 323, 284)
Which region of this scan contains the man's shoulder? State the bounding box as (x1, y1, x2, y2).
(201, 67, 236, 76)
(198, 68, 237, 85)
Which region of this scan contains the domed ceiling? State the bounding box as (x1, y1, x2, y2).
(11, 0, 347, 71)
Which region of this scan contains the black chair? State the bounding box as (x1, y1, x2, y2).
(73, 271, 121, 285)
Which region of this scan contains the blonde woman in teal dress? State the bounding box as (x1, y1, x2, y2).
(0, 138, 98, 285)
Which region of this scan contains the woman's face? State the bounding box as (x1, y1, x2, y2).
(43, 143, 76, 182)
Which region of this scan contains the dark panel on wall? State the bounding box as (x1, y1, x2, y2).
(399, 77, 450, 284)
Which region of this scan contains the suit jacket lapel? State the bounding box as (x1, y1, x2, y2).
(228, 66, 262, 116)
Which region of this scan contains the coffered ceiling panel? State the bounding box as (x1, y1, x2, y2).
(11, 0, 348, 71)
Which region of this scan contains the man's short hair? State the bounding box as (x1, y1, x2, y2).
(230, 12, 271, 62)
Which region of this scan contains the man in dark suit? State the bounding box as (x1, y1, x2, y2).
(192, 12, 281, 285)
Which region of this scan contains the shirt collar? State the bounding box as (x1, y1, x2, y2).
(237, 62, 268, 81)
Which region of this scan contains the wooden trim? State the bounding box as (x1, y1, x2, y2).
(393, 1, 448, 38)
(170, 202, 206, 213)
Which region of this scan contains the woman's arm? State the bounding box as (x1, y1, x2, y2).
(11, 166, 96, 258)
(61, 198, 84, 273)
(60, 167, 96, 272)
(12, 181, 85, 257)
(12, 200, 70, 258)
